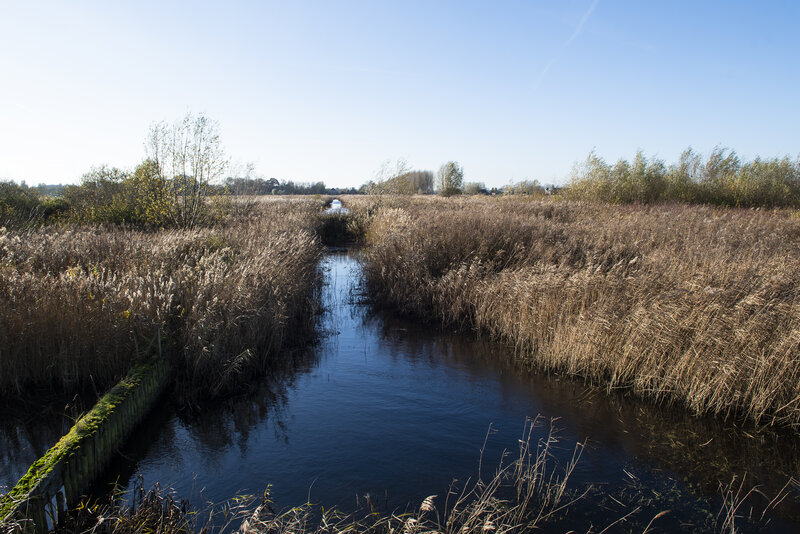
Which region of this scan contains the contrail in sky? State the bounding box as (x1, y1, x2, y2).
(566, 0, 600, 46)
(533, 0, 600, 91)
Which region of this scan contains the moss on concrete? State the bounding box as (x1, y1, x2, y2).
(0, 359, 170, 524)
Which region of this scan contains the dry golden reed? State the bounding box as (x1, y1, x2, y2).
(360, 196, 800, 430)
(0, 199, 324, 402)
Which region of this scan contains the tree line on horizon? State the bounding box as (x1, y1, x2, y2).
(2, 113, 798, 229)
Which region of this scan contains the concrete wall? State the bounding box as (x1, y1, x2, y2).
(0, 358, 172, 533)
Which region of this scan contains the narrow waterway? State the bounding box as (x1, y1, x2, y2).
(5, 249, 800, 531)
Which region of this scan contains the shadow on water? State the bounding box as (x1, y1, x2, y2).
(0, 390, 94, 493)
(376, 310, 800, 489)
(373, 313, 800, 530)
(88, 344, 322, 506)
(5, 249, 800, 532)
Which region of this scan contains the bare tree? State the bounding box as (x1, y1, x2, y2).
(146, 113, 228, 228)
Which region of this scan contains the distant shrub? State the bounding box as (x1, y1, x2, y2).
(62, 113, 231, 228)
(368, 168, 435, 195)
(126, 158, 174, 226)
(463, 182, 486, 195)
(566, 147, 800, 208)
(65, 160, 229, 228)
(0, 181, 68, 227)
(63, 165, 134, 225)
(39, 196, 69, 219)
(505, 179, 546, 196)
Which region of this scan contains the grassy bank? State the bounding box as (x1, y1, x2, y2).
(358, 196, 800, 430)
(0, 198, 324, 404)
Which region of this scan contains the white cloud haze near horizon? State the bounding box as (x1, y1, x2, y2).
(1, 1, 798, 189)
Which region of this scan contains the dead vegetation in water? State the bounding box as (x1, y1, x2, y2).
(0, 199, 325, 403)
(359, 196, 800, 430)
(239, 419, 587, 534)
(42, 476, 245, 534)
(38, 418, 593, 534)
(35, 415, 787, 533)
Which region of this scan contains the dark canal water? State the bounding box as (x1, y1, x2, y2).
(3, 249, 800, 531)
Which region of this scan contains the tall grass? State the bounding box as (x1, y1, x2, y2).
(360, 196, 800, 430)
(0, 199, 324, 404)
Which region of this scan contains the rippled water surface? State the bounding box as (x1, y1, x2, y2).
(4, 250, 800, 532)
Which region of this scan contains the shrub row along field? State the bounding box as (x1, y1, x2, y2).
(356, 195, 800, 430)
(0, 198, 324, 405)
(566, 148, 800, 208)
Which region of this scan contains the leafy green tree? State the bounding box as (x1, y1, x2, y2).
(128, 159, 173, 226)
(437, 161, 464, 196)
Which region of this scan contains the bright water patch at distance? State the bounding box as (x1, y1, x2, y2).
(324, 198, 349, 214)
(81, 250, 800, 532)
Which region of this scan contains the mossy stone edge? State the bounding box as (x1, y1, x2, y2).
(0, 358, 172, 531)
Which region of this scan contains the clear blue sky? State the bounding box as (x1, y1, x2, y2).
(1, 1, 798, 188)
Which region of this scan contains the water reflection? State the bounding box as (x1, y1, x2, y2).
(370, 310, 800, 529)
(376, 314, 800, 491)
(92, 347, 319, 502)
(83, 250, 800, 532)
(0, 393, 86, 492)
(324, 199, 349, 215)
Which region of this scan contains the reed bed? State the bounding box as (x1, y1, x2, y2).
(359, 196, 800, 430)
(0, 199, 324, 403)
